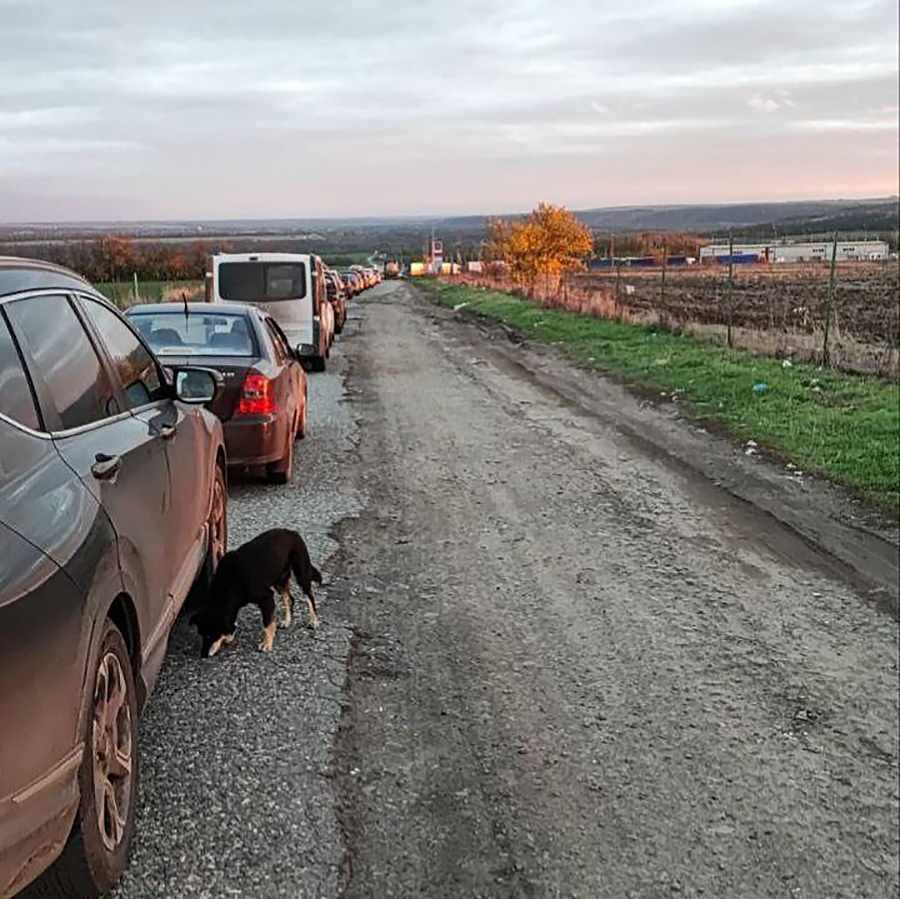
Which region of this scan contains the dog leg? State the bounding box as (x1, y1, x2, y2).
(259, 619, 277, 652)
(259, 594, 277, 652)
(305, 587, 321, 630)
(280, 587, 293, 629)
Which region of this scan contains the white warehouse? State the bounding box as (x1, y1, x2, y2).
(699, 239, 889, 263)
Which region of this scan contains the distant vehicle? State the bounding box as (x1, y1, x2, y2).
(714, 253, 761, 265)
(350, 264, 376, 289)
(324, 270, 347, 334)
(128, 303, 308, 483)
(209, 252, 334, 372)
(1, 257, 227, 898)
(384, 260, 401, 278)
(342, 270, 363, 296)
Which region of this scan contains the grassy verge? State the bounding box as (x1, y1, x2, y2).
(95, 280, 203, 308)
(417, 278, 899, 515)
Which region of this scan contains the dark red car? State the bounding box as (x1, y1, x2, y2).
(128, 303, 308, 484)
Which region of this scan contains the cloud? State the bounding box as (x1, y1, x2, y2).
(747, 94, 796, 112)
(0, 0, 897, 219)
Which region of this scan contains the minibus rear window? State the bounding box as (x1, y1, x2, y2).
(218, 262, 306, 301)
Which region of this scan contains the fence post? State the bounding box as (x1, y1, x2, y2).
(822, 231, 838, 365)
(614, 261, 621, 317)
(660, 243, 668, 329)
(726, 233, 734, 348)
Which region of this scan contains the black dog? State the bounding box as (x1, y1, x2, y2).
(191, 528, 322, 657)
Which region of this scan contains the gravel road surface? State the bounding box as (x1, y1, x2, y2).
(112, 278, 897, 899)
(112, 332, 362, 899)
(334, 280, 899, 898)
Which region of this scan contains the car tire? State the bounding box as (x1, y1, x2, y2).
(296, 399, 308, 440)
(311, 355, 326, 372)
(267, 428, 294, 484)
(28, 620, 139, 898)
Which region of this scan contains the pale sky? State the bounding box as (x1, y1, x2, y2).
(1, 0, 897, 221)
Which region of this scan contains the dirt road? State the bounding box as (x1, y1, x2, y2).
(334, 280, 899, 898)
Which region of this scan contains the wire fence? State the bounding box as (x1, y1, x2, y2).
(449, 261, 900, 379)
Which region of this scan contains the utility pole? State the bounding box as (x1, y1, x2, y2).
(822, 231, 838, 365)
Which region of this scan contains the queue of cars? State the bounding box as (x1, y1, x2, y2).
(338, 264, 380, 298)
(0, 252, 377, 897)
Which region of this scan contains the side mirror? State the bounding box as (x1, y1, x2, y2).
(175, 367, 220, 404)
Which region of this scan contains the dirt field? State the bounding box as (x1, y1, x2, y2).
(462, 262, 900, 377)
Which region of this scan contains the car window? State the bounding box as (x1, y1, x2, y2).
(268, 318, 295, 356)
(130, 310, 259, 358)
(0, 311, 41, 431)
(218, 262, 306, 302)
(5, 294, 118, 430)
(80, 298, 164, 409)
(264, 319, 288, 363)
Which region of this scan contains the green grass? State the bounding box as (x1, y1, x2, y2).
(95, 280, 203, 308)
(418, 279, 900, 515)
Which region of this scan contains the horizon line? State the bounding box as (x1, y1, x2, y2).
(1, 195, 897, 229)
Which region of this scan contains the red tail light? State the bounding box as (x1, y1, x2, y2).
(236, 373, 277, 415)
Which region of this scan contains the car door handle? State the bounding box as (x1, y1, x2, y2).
(91, 454, 122, 480)
(158, 424, 177, 441)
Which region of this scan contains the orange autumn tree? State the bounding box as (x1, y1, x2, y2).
(487, 203, 594, 291)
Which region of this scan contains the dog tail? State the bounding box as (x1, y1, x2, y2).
(311, 565, 322, 585)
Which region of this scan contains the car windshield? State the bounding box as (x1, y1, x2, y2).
(129, 311, 258, 357)
(218, 261, 306, 302)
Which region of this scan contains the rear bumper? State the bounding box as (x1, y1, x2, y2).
(0, 748, 82, 898)
(223, 414, 287, 468)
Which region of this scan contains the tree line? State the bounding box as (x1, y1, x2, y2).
(0, 235, 213, 283)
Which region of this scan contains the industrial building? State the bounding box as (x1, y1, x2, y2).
(699, 239, 889, 264)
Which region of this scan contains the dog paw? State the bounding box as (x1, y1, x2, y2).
(259, 640, 274, 652)
(308, 615, 321, 631)
(280, 617, 293, 629)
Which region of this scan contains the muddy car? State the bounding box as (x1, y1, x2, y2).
(0, 258, 227, 898)
(324, 269, 347, 334)
(128, 302, 308, 484)
(341, 270, 362, 297)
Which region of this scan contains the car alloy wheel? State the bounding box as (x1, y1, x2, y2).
(31, 621, 139, 897)
(92, 651, 134, 852)
(208, 467, 227, 568)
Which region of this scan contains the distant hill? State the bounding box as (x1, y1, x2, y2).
(2, 198, 896, 258)
(569, 198, 899, 233)
(382, 197, 899, 245)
